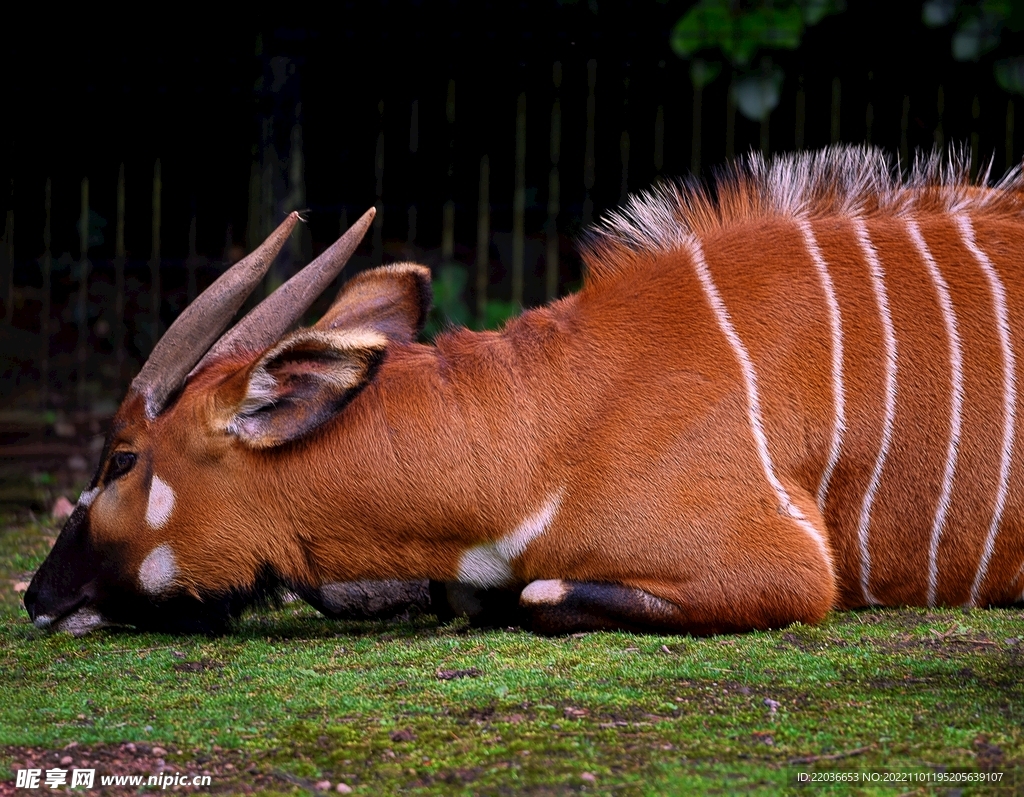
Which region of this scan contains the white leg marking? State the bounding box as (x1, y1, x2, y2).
(138, 543, 179, 596)
(798, 219, 847, 513)
(520, 579, 570, 606)
(33, 614, 53, 629)
(852, 219, 896, 606)
(906, 218, 964, 607)
(78, 487, 100, 508)
(145, 475, 176, 529)
(55, 608, 110, 637)
(457, 545, 514, 588)
(457, 492, 563, 589)
(957, 215, 1017, 607)
(687, 237, 834, 577)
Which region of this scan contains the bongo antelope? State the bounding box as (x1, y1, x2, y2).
(24, 146, 1024, 636)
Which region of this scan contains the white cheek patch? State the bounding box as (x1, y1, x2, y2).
(145, 475, 176, 529)
(78, 488, 100, 508)
(520, 579, 570, 606)
(138, 543, 179, 596)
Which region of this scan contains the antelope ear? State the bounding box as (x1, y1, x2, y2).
(316, 263, 432, 342)
(228, 328, 387, 448)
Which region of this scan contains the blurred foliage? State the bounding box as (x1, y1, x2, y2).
(671, 0, 846, 121)
(923, 0, 1024, 96)
(423, 264, 520, 340)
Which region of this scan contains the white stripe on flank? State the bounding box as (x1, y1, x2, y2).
(686, 237, 834, 576)
(457, 492, 563, 588)
(495, 492, 563, 561)
(957, 215, 1017, 607)
(798, 219, 847, 513)
(907, 218, 964, 607)
(852, 219, 896, 606)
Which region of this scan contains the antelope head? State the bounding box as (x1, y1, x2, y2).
(23, 208, 431, 635)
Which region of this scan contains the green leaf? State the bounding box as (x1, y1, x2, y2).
(753, 8, 804, 53)
(690, 58, 722, 89)
(952, 13, 1002, 61)
(423, 264, 472, 339)
(995, 57, 1024, 96)
(482, 299, 520, 330)
(670, 0, 732, 59)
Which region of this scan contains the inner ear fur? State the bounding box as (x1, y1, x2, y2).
(315, 263, 432, 342)
(228, 327, 387, 448)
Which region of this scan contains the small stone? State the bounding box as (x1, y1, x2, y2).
(335, 785, 353, 794)
(315, 780, 331, 791)
(581, 772, 597, 783)
(151, 746, 167, 756)
(12, 582, 28, 593)
(125, 743, 136, 753)
(763, 698, 781, 715)
(59, 756, 73, 766)
(52, 496, 75, 520)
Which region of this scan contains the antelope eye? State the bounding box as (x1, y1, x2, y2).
(107, 452, 137, 481)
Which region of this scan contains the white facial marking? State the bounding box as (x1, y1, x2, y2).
(33, 614, 53, 629)
(457, 493, 563, 588)
(55, 608, 110, 637)
(520, 579, 569, 606)
(145, 475, 176, 529)
(78, 488, 100, 508)
(138, 543, 179, 596)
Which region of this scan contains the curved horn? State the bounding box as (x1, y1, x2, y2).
(131, 212, 301, 418)
(193, 207, 376, 369)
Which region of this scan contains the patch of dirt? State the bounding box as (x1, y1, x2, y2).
(172, 659, 223, 673)
(406, 765, 483, 789)
(435, 666, 481, 680)
(0, 742, 293, 796)
(973, 734, 1004, 772)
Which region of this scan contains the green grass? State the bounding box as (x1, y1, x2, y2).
(1, 515, 1022, 795)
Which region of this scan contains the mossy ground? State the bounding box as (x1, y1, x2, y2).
(1, 515, 1022, 796)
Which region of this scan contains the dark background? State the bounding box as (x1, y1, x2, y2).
(2, 1, 1023, 409)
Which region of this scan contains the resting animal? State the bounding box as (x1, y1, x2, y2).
(24, 146, 1024, 636)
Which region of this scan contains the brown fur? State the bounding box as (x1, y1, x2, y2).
(29, 146, 1024, 636)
